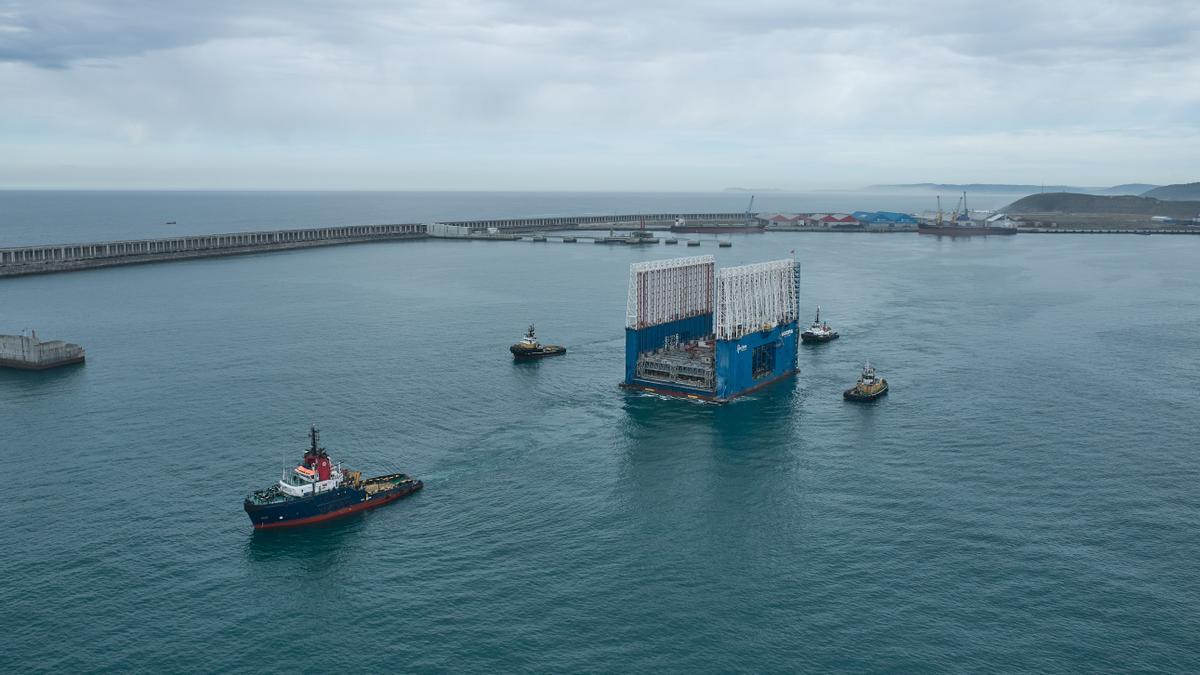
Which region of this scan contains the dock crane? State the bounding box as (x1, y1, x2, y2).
(745, 195, 755, 224)
(950, 192, 965, 221)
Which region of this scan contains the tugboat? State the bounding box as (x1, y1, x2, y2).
(510, 324, 567, 360)
(843, 361, 888, 401)
(800, 306, 839, 343)
(243, 426, 422, 529)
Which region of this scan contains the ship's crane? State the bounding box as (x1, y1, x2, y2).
(951, 193, 965, 220)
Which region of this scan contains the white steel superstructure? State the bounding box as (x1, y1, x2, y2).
(626, 255, 715, 330)
(714, 259, 800, 340)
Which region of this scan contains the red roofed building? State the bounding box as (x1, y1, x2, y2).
(818, 213, 860, 228)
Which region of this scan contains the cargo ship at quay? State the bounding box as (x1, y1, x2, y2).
(244, 426, 422, 529)
(918, 193, 1017, 237)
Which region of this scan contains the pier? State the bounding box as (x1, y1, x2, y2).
(0, 212, 750, 278)
(1017, 228, 1200, 235)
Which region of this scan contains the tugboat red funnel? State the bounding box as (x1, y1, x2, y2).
(243, 426, 422, 529)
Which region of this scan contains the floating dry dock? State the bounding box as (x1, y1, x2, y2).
(622, 256, 801, 403)
(0, 331, 85, 370)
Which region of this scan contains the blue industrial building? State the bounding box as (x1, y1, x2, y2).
(621, 256, 800, 403)
(852, 211, 919, 225)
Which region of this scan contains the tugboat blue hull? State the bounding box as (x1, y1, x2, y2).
(244, 480, 422, 529)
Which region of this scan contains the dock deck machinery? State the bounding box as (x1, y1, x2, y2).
(621, 255, 801, 402)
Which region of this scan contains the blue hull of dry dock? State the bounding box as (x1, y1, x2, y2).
(622, 318, 800, 404)
(621, 369, 797, 403)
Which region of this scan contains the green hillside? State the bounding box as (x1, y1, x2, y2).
(1002, 192, 1200, 219)
(1141, 182, 1200, 201)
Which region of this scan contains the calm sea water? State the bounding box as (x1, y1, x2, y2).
(2, 193, 1199, 672)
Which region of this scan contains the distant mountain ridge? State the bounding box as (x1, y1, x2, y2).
(1141, 182, 1200, 201)
(871, 183, 1158, 195)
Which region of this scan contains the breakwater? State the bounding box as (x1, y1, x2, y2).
(0, 212, 749, 277)
(441, 211, 748, 232)
(1017, 227, 1200, 235)
(0, 223, 425, 278)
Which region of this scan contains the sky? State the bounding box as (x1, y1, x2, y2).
(1, 0, 1198, 190)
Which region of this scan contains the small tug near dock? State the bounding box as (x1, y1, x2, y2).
(243, 426, 422, 529)
(843, 362, 888, 401)
(510, 324, 567, 360)
(800, 306, 839, 344)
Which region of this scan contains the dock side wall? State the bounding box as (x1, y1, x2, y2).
(714, 320, 799, 400)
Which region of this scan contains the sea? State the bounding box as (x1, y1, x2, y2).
(2, 191, 1198, 672)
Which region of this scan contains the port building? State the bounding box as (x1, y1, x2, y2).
(622, 255, 800, 402)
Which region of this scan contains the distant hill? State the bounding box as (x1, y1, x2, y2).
(1097, 183, 1160, 195)
(1002, 192, 1200, 219)
(870, 183, 1156, 195)
(873, 183, 1073, 193)
(1141, 182, 1200, 201)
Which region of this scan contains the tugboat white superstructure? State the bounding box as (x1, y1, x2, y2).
(509, 324, 567, 360)
(843, 361, 888, 401)
(243, 426, 422, 529)
(800, 306, 839, 343)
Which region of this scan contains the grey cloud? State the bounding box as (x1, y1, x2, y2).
(6, 0, 1196, 67)
(0, 0, 1197, 188)
(0, 1, 231, 67)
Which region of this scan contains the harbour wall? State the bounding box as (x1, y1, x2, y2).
(0, 213, 750, 278)
(441, 212, 750, 233)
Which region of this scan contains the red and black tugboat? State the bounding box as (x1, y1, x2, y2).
(243, 425, 422, 529)
(510, 324, 567, 361)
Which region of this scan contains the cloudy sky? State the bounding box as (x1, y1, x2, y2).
(1, 0, 1197, 190)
